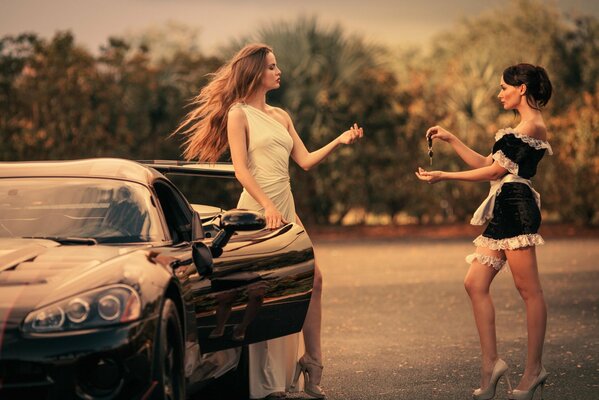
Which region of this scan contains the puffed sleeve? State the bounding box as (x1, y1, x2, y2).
(491, 134, 528, 175)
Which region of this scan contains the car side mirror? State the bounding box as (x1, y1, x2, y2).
(192, 241, 213, 275)
(210, 209, 266, 257)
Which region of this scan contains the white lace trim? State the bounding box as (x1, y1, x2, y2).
(495, 128, 553, 155)
(473, 234, 545, 250)
(492, 150, 519, 175)
(466, 253, 507, 271)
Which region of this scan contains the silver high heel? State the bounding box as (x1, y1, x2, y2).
(508, 366, 548, 400)
(290, 354, 326, 399)
(472, 358, 511, 400)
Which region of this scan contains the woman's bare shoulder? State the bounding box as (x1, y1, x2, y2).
(516, 120, 547, 141)
(268, 106, 290, 118)
(268, 106, 292, 127)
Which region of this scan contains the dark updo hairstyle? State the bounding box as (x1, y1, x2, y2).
(502, 63, 552, 110)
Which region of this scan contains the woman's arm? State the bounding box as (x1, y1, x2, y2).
(227, 108, 285, 229)
(415, 162, 508, 184)
(427, 126, 492, 169)
(281, 110, 363, 171)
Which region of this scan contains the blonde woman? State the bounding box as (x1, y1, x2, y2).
(176, 43, 363, 400)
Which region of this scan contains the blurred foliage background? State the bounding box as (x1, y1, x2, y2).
(1, 0, 598, 226)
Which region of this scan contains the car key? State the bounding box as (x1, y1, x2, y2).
(427, 134, 433, 166)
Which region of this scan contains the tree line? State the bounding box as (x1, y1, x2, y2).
(1, 0, 597, 225)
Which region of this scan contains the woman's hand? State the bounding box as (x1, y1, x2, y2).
(264, 204, 287, 229)
(426, 125, 454, 143)
(415, 167, 444, 184)
(337, 123, 364, 145)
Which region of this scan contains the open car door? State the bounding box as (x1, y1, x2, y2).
(140, 160, 314, 353)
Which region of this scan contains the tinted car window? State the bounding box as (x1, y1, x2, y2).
(153, 180, 194, 243)
(0, 178, 164, 243)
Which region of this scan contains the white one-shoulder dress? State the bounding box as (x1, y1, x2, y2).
(233, 103, 304, 399)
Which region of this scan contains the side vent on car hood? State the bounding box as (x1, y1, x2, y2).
(0, 243, 54, 273)
(0, 243, 59, 286)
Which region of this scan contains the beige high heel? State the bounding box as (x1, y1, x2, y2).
(473, 358, 511, 400)
(508, 366, 548, 400)
(290, 355, 326, 399)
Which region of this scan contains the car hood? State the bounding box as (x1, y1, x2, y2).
(0, 238, 151, 325)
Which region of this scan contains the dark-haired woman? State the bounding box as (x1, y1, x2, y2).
(416, 64, 552, 400)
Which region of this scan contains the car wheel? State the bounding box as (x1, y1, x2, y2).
(153, 298, 185, 400)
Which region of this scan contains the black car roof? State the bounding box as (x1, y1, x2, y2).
(0, 158, 161, 185)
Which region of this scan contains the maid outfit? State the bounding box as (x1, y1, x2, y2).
(466, 128, 553, 271)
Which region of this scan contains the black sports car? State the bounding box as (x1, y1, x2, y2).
(0, 158, 314, 400)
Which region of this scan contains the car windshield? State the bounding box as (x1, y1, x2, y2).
(0, 178, 164, 243)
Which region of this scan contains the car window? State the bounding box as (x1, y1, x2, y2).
(0, 178, 164, 243)
(153, 180, 193, 244)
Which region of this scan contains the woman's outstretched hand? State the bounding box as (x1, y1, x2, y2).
(415, 167, 444, 184)
(338, 123, 364, 145)
(426, 125, 454, 143)
(264, 204, 287, 229)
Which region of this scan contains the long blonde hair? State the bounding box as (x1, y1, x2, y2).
(175, 43, 273, 162)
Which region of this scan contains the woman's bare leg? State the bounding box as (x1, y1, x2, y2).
(295, 216, 323, 366)
(464, 248, 503, 389)
(505, 246, 547, 390)
(303, 262, 323, 364)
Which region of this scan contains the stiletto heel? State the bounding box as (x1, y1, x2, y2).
(290, 355, 326, 399)
(508, 366, 548, 400)
(290, 361, 302, 390)
(472, 358, 509, 400)
(539, 382, 545, 399)
(506, 375, 513, 392)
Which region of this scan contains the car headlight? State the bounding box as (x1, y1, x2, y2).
(22, 284, 141, 333)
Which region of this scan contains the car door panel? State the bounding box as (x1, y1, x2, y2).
(191, 223, 314, 353)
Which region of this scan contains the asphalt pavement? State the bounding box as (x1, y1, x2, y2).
(286, 237, 599, 400)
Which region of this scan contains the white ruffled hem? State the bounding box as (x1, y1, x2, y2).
(492, 150, 519, 175)
(495, 128, 553, 155)
(473, 234, 545, 250)
(466, 253, 507, 271)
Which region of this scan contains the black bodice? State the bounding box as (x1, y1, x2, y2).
(491, 129, 552, 179)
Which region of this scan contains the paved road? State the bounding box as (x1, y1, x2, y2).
(289, 237, 599, 400)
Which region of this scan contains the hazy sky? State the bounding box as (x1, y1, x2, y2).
(2, 0, 599, 54)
